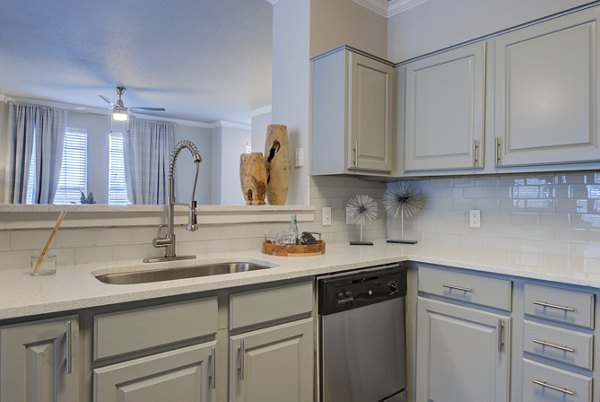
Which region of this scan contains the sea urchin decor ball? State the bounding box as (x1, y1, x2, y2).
(383, 182, 424, 218)
(346, 194, 378, 225)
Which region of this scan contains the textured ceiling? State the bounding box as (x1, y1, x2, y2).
(0, 0, 273, 124)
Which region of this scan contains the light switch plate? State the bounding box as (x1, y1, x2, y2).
(469, 209, 481, 228)
(322, 207, 332, 226)
(295, 148, 305, 168)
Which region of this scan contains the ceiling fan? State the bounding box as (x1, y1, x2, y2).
(99, 86, 166, 121)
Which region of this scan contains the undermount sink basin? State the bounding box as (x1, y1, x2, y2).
(94, 262, 272, 285)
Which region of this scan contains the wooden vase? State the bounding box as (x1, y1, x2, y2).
(240, 152, 267, 205)
(265, 124, 290, 205)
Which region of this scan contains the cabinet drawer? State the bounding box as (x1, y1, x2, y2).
(523, 359, 592, 402)
(418, 265, 512, 311)
(229, 281, 312, 330)
(523, 320, 593, 370)
(524, 284, 594, 329)
(94, 297, 218, 361)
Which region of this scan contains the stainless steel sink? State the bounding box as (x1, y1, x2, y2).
(95, 262, 272, 285)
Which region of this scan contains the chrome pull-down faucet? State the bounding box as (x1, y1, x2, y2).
(144, 140, 202, 263)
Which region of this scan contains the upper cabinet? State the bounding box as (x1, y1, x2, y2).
(312, 47, 395, 176)
(494, 7, 600, 167)
(404, 42, 486, 172)
(398, 5, 600, 176)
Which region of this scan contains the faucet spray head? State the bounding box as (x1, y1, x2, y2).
(187, 201, 198, 231)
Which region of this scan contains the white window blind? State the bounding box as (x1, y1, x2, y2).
(25, 141, 36, 204)
(53, 128, 88, 204)
(109, 132, 129, 205)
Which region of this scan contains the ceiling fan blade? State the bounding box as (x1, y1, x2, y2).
(98, 95, 114, 106)
(129, 107, 166, 112)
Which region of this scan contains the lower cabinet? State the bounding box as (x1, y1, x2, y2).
(416, 298, 511, 402)
(522, 359, 592, 402)
(0, 315, 80, 402)
(94, 342, 216, 402)
(229, 318, 313, 402)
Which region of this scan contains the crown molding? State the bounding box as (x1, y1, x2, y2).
(208, 120, 251, 130)
(388, 0, 431, 17)
(249, 104, 272, 117)
(352, 0, 431, 18)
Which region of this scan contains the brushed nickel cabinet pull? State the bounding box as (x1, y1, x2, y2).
(473, 140, 480, 167)
(352, 142, 359, 167)
(209, 347, 216, 389)
(65, 320, 73, 375)
(495, 137, 502, 165)
(533, 301, 576, 312)
(442, 284, 473, 293)
(532, 380, 575, 396)
(498, 320, 505, 353)
(532, 339, 575, 353)
(238, 340, 245, 381)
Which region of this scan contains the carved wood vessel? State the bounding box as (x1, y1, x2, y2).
(240, 152, 267, 205)
(265, 124, 290, 205)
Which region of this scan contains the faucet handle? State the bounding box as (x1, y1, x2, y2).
(155, 224, 167, 238)
(187, 201, 198, 231)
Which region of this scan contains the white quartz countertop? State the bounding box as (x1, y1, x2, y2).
(1, 239, 600, 321)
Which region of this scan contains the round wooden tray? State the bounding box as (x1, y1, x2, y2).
(262, 240, 326, 257)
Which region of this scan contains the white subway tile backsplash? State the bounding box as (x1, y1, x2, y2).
(96, 228, 133, 246)
(0, 175, 386, 269)
(11, 230, 54, 251)
(75, 246, 113, 264)
(0, 232, 9, 251)
(388, 172, 600, 263)
(56, 229, 96, 248)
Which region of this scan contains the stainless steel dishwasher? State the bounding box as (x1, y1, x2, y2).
(317, 263, 407, 402)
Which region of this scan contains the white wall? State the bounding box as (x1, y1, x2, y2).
(272, 0, 311, 205)
(251, 110, 271, 154)
(220, 125, 251, 205)
(310, 0, 388, 59)
(210, 127, 223, 204)
(209, 124, 250, 205)
(388, 0, 592, 62)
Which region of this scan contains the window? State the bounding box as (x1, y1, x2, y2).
(109, 132, 129, 205)
(25, 142, 37, 204)
(53, 128, 88, 204)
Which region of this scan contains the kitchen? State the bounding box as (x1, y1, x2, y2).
(2, 0, 600, 401)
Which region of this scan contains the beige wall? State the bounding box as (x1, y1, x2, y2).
(311, 0, 388, 59)
(388, 0, 593, 62)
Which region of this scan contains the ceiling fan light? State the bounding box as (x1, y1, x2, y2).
(112, 106, 128, 121)
(113, 111, 128, 121)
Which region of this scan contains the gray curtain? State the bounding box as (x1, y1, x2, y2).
(7, 102, 67, 204)
(123, 119, 175, 205)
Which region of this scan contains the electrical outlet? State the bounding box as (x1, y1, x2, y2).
(469, 209, 481, 228)
(322, 207, 332, 226)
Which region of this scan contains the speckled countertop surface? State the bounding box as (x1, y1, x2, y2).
(1, 239, 600, 321)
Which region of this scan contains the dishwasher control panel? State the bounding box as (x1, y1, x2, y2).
(318, 264, 407, 315)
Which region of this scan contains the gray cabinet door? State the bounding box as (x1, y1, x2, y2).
(349, 51, 394, 173)
(0, 315, 79, 402)
(416, 298, 510, 402)
(229, 318, 313, 402)
(404, 42, 486, 171)
(494, 7, 600, 167)
(94, 342, 216, 402)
